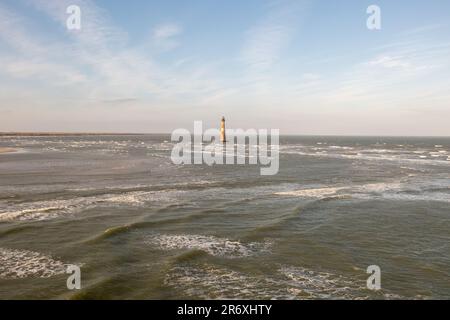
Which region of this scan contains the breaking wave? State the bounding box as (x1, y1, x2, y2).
(275, 187, 343, 198)
(0, 190, 185, 222)
(144, 234, 271, 258)
(273, 179, 450, 203)
(281, 144, 450, 166)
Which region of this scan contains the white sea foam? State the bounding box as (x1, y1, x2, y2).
(279, 266, 369, 299)
(274, 179, 450, 203)
(352, 182, 403, 193)
(273, 183, 407, 199)
(165, 265, 282, 299)
(144, 234, 271, 258)
(274, 187, 342, 198)
(329, 146, 354, 150)
(350, 181, 450, 203)
(164, 264, 403, 300)
(380, 192, 450, 203)
(0, 248, 66, 279)
(0, 205, 69, 222)
(281, 146, 450, 166)
(0, 190, 185, 222)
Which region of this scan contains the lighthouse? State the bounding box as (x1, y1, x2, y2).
(220, 116, 226, 143)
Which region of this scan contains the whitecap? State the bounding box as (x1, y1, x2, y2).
(163, 264, 402, 300)
(275, 187, 342, 198)
(0, 190, 185, 222)
(144, 234, 271, 258)
(279, 266, 368, 299)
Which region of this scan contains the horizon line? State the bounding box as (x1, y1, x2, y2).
(1, 132, 449, 138)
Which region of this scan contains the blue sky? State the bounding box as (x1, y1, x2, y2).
(1, 0, 450, 135)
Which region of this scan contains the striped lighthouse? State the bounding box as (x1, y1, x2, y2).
(220, 116, 226, 143)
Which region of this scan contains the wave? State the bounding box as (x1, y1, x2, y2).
(350, 180, 450, 203)
(281, 146, 450, 166)
(0, 248, 66, 279)
(0, 190, 185, 222)
(275, 187, 343, 198)
(352, 182, 403, 193)
(65, 180, 216, 194)
(368, 192, 450, 203)
(273, 179, 450, 203)
(87, 211, 221, 243)
(101, 224, 134, 238)
(16, 182, 297, 225)
(144, 234, 271, 258)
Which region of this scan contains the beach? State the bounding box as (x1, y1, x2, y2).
(0, 147, 16, 154)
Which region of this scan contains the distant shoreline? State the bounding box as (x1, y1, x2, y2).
(0, 132, 147, 137)
(0, 132, 449, 138)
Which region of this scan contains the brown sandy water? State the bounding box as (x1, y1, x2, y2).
(0, 135, 449, 299)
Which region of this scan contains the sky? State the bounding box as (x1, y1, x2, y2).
(1, 0, 450, 135)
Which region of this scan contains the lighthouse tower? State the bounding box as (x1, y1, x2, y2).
(220, 116, 226, 143)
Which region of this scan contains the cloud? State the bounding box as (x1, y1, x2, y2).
(1, 0, 450, 135)
(400, 23, 447, 37)
(368, 55, 411, 69)
(0, 4, 88, 86)
(0, 5, 44, 54)
(242, 24, 290, 70)
(0, 0, 230, 111)
(1, 57, 86, 84)
(152, 23, 182, 51)
(101, 98, 139, 104)
(153, 23, 182, 40)
(240, 0, 308, 71)
(238, 0, 309, 97)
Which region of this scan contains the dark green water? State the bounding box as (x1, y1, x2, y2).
(0, 135, 449, 299)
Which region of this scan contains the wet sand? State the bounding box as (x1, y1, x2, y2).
(0, 147, 17, 154)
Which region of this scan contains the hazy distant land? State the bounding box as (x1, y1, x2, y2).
(0, 132, 142, 137)
(0, 147, 17, 154)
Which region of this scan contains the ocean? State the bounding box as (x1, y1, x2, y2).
(0, 135, 449, 299)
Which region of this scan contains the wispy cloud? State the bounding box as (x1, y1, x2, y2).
(0, 0, 220, 103)
(1, 0, 450, 135)
(368, 55, 412, 69)
(241, 1, 306, 72)
(237, 0, 310, 100)
(152, 23, 182, 51)
(153, 23, 182, 40)
(400, 23, 448, 37)
(242, 24, 290, 71)
(0, 4, 88, 86)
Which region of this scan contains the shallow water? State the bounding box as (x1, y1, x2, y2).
(0, 135, 449, 299)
